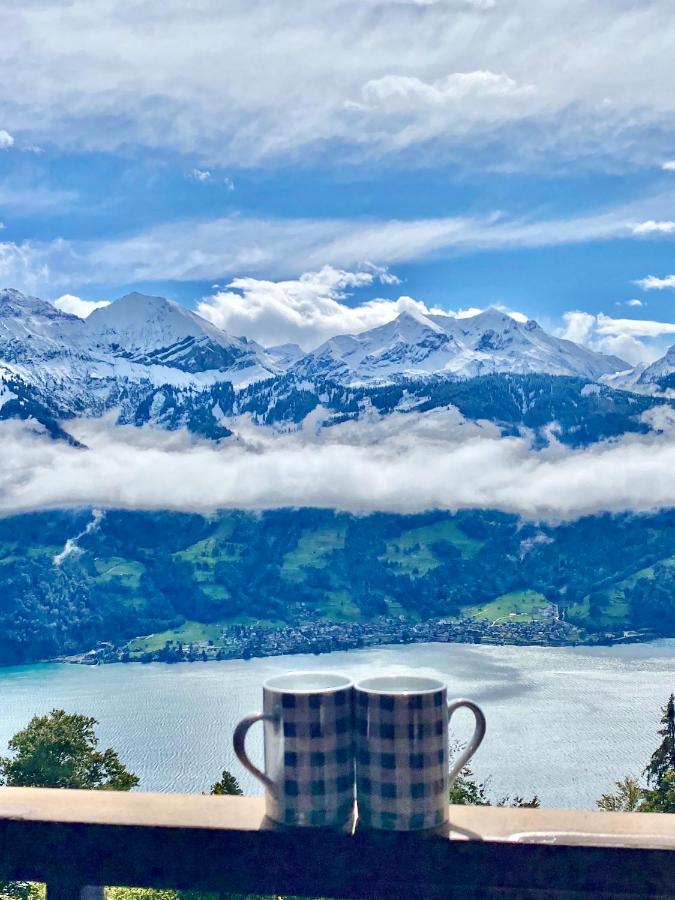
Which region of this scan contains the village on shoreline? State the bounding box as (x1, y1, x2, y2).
(59, 614, 656, 666)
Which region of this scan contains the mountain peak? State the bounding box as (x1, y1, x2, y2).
(294, 304, 627, 384)
(88, 291, 225, 347)
(0, 288, 90, 367)
(460, 307, 519, 329)
(0, 287, 77, 321)
(86, 291, 277, 377)
(636, 341, 675, 387)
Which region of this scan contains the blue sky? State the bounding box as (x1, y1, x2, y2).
(2, 0, 675, 361)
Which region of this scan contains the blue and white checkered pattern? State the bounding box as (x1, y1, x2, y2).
(263, 686, 354, 827)
(354, 688, 449, 831)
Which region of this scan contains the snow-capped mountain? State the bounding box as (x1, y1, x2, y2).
(87, 292, 277, 377)
(636, 343, 675, 389)
(0, 288, 91, 365)
(600, 343, 675, 394)
(265, 342, 305, 369)
(0, 289, 284, 437)
(1, 287, 656, 444)
(293, 308, 627, 384)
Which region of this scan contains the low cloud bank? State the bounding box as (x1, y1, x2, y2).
(3, 416, 675, 522)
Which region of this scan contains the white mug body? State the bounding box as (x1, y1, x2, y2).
(234, 671, 354, 827)
(354, 675, 486, 831)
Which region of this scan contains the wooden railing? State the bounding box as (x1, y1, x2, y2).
(0, 788, 674, 899)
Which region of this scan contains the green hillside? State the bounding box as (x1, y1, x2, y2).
(1, 507, 674, 664)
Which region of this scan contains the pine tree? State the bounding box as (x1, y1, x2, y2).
(640, 771, 675, 813)
(644, 693, 675, 787)
(209, 769, 243, 796)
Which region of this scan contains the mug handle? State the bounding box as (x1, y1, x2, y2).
(233, 712, 277, 795)
(447, 699, 487, 783)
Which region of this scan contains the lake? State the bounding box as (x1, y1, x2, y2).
(0, 640, 673, 809)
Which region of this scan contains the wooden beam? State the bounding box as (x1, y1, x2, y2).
(0, 788, 673, 899)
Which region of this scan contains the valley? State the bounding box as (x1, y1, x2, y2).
(2, 288, 675, 668)
(1, 506, 674, 667)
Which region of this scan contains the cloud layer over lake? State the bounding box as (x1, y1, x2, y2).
(4, 413, 675, 522)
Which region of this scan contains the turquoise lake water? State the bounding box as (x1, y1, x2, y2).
(0, 640, 673, 808)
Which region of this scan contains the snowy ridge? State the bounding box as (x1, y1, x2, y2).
(637, 344, 675, 387)
(0, 287, 645, 440)
(294, 308, 628, 384)
(87, 292, 279, 376)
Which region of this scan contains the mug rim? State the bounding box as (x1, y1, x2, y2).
(263, 670, 353, 694)
(355, 675, 446, 695)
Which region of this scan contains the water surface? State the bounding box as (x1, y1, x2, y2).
(0, 640, 672, 809)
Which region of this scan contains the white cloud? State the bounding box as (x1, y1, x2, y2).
(196, 265, 532, 349)
(223, 176, 235, 191)
(0, 192, 664, 294)
(631, 220, 675, 235)
(196, 265, 439, 349)
(2, 1, 675, 167)
(6, 416, 675, 522)
(662, 161, 675, 171)
(625, 299, 644, 307)
(190, 168, 212, 183)
(357, 70, 533, 110)
(593, 313, 675, 340)
(0, 130, 14, 149)
(53, 294, 111, 318)
(559, 310, 675, 365)
(558, 311, 596, 346)
(635, 274, 675, 290)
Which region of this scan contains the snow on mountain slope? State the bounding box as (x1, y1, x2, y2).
(600, 344, 675, 394)
(266, 342, 305, 369)
(87, 292, 278, 377)
(438, 309, 628, 380)
(0, 289, 278, 434)
(292, 310, 460, 382)
(294, 307, 628, 384)
(0, 288, 91, 362)
(0, 288, 641, 441)
(636, 344, 675, 388)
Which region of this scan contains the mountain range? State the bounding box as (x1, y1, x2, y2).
(2, 287, 674, 446)
(3, 287, 675, 664)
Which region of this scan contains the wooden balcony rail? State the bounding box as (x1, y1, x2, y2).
(0, 788, 674, 900)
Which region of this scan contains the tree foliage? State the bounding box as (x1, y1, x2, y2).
(598, 694, 675, 813)
(209, 769, 243, 796)
(449, 756, 539, 809)
(644, 693, 675, 787)
(0, 709, 138, 791)
(596, 776, 645, 812)
(3, 506, 675, 666)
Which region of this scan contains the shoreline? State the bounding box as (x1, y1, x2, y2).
(51, 615, 661, 667)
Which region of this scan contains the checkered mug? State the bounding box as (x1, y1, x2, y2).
(354, 675, 486, 831)
(233, 672, 354, 827)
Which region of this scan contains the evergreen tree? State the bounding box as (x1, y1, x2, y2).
(644, 693, 675, 787)
(640, 771, 675, 813)
(597, 695, 675, 813)
(209, 769, 243, 796)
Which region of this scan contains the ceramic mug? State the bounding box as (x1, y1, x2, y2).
(354, 675, 486, 831)
(233, 671, 354, 827)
